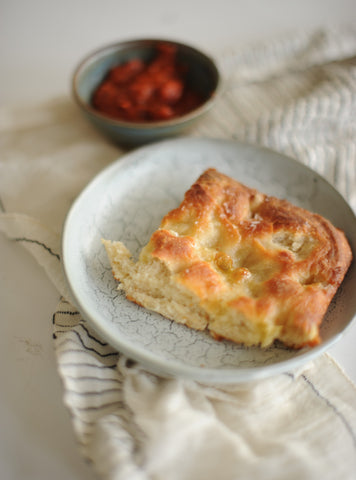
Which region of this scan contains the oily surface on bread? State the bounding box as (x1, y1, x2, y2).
(103, 168, 352, 349)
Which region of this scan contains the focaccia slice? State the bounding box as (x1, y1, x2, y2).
(103, 168, 352, 349)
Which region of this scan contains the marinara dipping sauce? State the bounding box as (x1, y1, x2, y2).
(91, 43, 207, 122)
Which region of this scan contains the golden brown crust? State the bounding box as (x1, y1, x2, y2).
(104, 168, 353, 349)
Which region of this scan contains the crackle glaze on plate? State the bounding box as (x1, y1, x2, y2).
(61, 138, 356, 383)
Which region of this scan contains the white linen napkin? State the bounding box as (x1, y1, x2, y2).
(1, 26, 356, 480)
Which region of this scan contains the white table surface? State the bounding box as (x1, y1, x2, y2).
(1, 1, 355, 479)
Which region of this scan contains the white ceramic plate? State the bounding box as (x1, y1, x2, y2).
(62, 138, 356, 383)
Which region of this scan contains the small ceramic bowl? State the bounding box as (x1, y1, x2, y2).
(72, 38, 221, 146)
